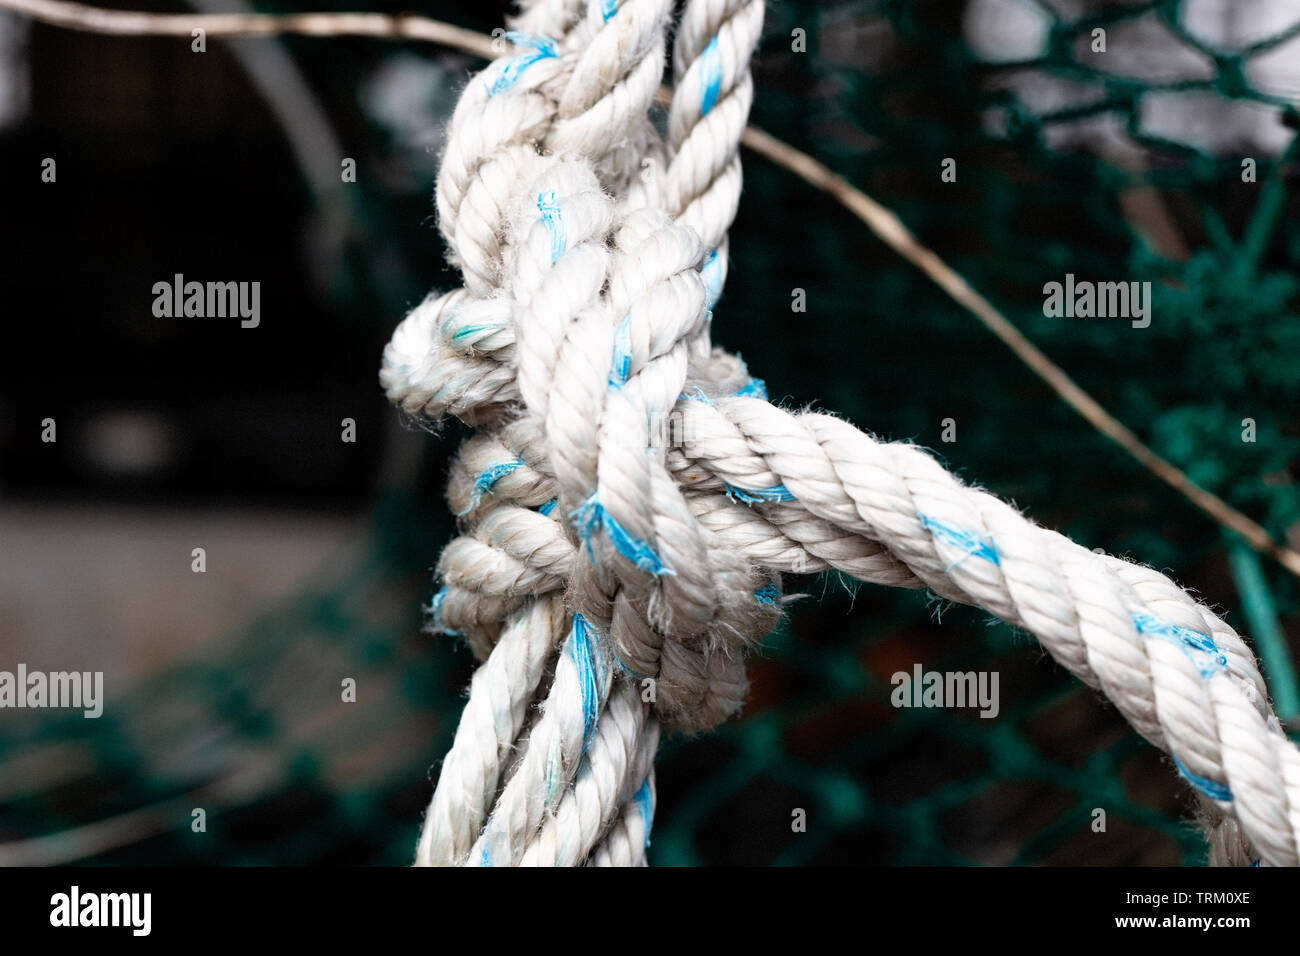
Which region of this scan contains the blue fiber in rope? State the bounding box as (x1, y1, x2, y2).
(571, 494, 674, 576)
(610, 315, 633, 388)
(569, 613, 604, 753)
(429, 587, 463, 637)
(702, 246, 724, 308)
(504, 31, 557, 54)
(735, 377, 768, 399)
(917, 513, 1001, 566)
(539, 498, 558, 516)
(1173, 756, 1233, 802)
(459, 459, 523, 515)
(601, 0, 619, 23)
(754, 582, 781, 605)
(1133, 612, 1228, 679)
(537, 191, 566, 262)
(451, 323, 493, 342)
(634, 777, 654, 847)
(726, 482, 796, 504)
(700, 36, 722, 116)
(488, 32, 558, 96)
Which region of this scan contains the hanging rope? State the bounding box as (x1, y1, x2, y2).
(382, 0, 1298, 867)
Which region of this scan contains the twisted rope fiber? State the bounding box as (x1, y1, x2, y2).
(383, 0, 1299, 866)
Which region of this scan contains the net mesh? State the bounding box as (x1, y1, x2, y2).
(2, 0, 1299, 865)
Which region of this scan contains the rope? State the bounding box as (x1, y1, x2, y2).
(381, 0, 1300, 867)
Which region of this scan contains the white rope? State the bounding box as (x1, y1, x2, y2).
(383, 0, 1299, 866)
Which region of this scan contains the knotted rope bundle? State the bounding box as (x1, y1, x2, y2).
(382, 0, 1300, 867)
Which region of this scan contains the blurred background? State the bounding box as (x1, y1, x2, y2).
(1, 0, 1298, 865)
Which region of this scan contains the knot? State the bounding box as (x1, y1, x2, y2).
(380, 37, 842, 730)
(404, 0, 796, 869)
(378, 6, 791, 727)
(416, 153, 785, 732)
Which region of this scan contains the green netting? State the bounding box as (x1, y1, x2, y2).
(2, 0, 1299, 865)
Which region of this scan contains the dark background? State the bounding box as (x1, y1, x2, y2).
(1, 0, 1298, 865)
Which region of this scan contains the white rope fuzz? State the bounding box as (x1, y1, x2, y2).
(384, 0, 1300, 866)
